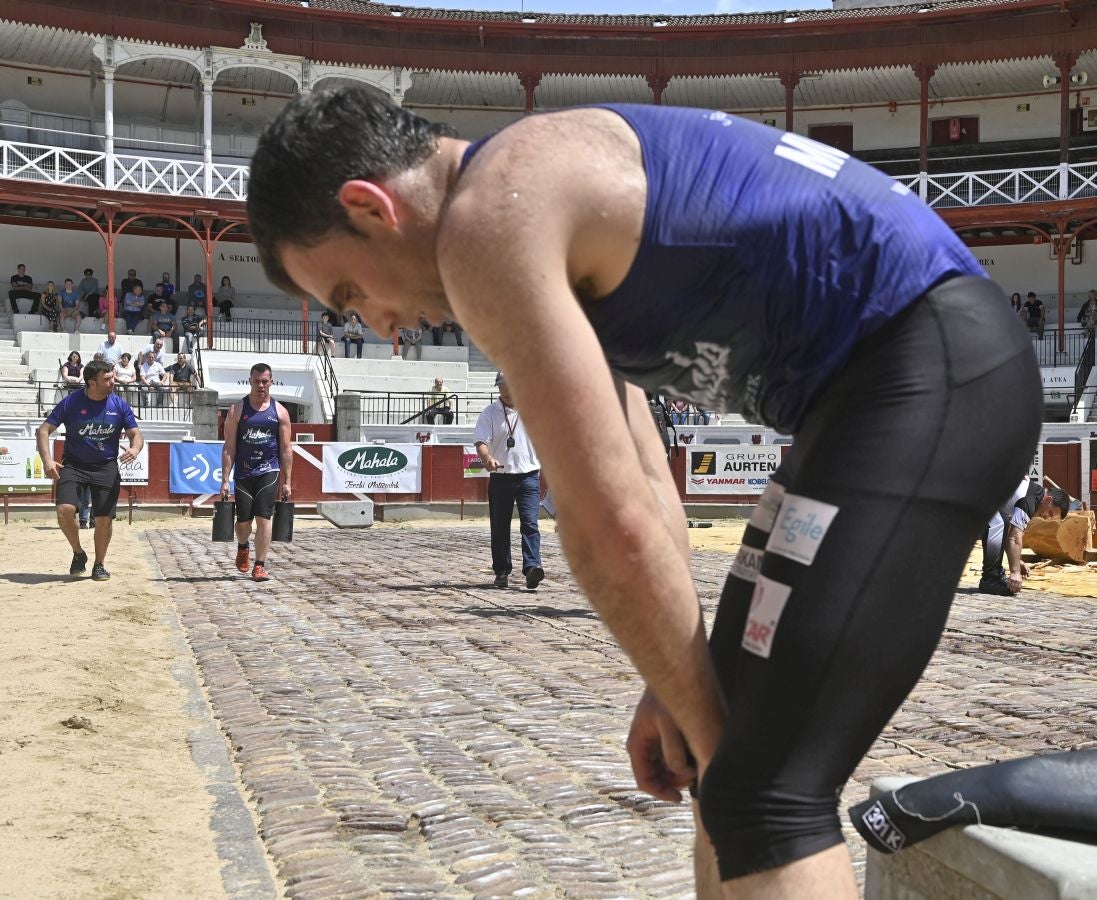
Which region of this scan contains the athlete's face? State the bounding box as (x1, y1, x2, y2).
(1035, 495, 1063, 520)
(86, 369, 115, 399)
(250, 371, 272, 400)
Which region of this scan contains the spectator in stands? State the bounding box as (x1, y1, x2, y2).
(1009, 292, 1023, 316)
(151, 300, 177, 351)
(139, 337, 170, 367)
(432, 318, 464, 347)
(59, 351, 83, 392)
(669, 398, 690, 425)
(147, 282, 169, 320)
(342, 312, 366, 358)
(181, 304, 207, 353)
(188, 274, 209, 315)
(316, 311, 336, 355)
(78, 268, 100, 318)
(166, 352, 199, 400)
(39, 281, 61, 332)
(1078, 289, 1097, 339)
(9, 263, 37, 314)
(120, 268, 141, 298)
(1022, 291, 1045, 339)
(157, 272, 177, 312)
(114, 352, 137, 404)
(400, 324, 424, 360)
(426, 376, 455, 424)
(216, 276, 236, 320)
(121, 283, 147, 334)
(693, 405, 712, 426)
(98, 331, 124, 366)
(138, 349, 168, 408)
(59, 278, 82, 333)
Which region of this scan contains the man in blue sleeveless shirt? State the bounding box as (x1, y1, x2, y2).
(220, 363, 293, 582)
(36, 358, 144, 581)
(245, 89, 1040, 898)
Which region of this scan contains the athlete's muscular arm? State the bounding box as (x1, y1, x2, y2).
(1006, 525, 1025, 593)
(278, 403, 293, 500)
(438, 112, 725, 775)
(36, 421, 61, 480)
(220, 402, 241, 498)
(616, 378, 713, 801)
(120, 426, 143, 464)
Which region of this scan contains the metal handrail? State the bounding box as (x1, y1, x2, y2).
(315, 341, 340, 406)
(350, 390, 498, 426)
(400, 392, 459, 426)
(1072, 334, 1095, 419)
(26, 380, 195, 422)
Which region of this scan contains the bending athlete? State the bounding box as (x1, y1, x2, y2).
(245, 88, 1041, 899)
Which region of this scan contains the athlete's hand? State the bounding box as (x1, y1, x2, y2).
(119, 447, 136, 464)
(1020, 562, 1030, 578)
(281, 485, 292, 502)
(219, 481, 230, 501)
(626, 687, 697, 803)
(1008, 573, 1023, 594)
(43, 460, 62, 481)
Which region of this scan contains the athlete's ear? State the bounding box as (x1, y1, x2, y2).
(337, 180, 399, 232)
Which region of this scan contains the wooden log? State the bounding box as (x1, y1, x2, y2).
(1023, 511, 1094, 563)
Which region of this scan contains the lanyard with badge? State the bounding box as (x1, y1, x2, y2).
(502, 405, 518, 449)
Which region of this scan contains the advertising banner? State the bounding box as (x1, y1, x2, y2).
(0, 440, 52, 488)
(462, 445, 488, 478)
(322, 443, 422, 493)
(170, 442, 233, 494)
(119, 441, 149, 486)
(685, 445, 781, 495)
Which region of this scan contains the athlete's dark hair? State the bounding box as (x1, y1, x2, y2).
(1047, 486, 1070, 519)
(83, 358, 114, 384)
(247, 86, 457, 297)
(251, 363, 273, 377)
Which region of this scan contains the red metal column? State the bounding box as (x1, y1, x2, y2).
(105, 212, 116, 334)
(1056, 52, 1076, 165)
(647, 74, 669, 106)
(301, 297, 309, 353)
(1056, 222, 1069, 353)
(916, 63, 936, 175)
(519, 71, 541, 114)
(779, 71, 799, 132)
(201, 217, 214, 349)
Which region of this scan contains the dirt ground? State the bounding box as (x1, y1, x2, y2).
(0, 516, 228, 900)
(0, 510, 1091, 899)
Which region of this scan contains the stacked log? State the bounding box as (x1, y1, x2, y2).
(1023, 510, 1095, 563)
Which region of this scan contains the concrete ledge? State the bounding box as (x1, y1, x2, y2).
(864, 776, 1097, 900)
(316, 499, 375, 528)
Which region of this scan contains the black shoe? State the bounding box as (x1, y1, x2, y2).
(91, 563, 111, 582)
(525, 567, 545, 589)
(79, 521, 89, 529)
(69, 550, 88, 576)
(978, 576, 1011, 596)
(493, 574, 508, 589)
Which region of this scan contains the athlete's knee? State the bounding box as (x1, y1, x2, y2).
(698, 760, 844, 880)
(56, 503, 77, 519)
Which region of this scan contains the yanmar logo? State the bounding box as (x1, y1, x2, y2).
(690, 451, 716, 475)
(861, 801, 905, 852)
(337, 446, 407, 476)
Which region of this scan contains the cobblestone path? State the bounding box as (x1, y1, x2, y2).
(150, 526, 1097, 899)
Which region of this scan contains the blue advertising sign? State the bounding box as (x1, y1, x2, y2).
(170, 441, 233, 494)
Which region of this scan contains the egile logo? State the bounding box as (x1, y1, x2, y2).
(337, 446, 408, 475)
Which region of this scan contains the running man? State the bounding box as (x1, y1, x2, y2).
(245, 89, 1041, 898)
(220, 363, 292, 582)
(36, 357, 143, 581)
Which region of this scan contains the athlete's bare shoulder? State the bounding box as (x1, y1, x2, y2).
(439, 108, 646, 300)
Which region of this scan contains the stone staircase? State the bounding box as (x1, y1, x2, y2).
(0, 311, 41, 422)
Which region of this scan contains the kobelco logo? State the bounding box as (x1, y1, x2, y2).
(337, 446, 408, 475)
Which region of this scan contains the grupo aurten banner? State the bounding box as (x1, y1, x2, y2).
(322, 443, 423, 493)
(685, 445, 781, 495)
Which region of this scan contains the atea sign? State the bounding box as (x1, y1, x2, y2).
(322, 443, 422, 493)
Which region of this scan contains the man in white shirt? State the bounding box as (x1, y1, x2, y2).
(138, 337, 170, 368)
(980, 476, 1069, 595)
(138, 349, 168, 408)
(97, 332, 124, 367)
(473, 372, 544, 589)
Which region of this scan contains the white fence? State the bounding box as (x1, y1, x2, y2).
(3, 136, 1096, 209)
